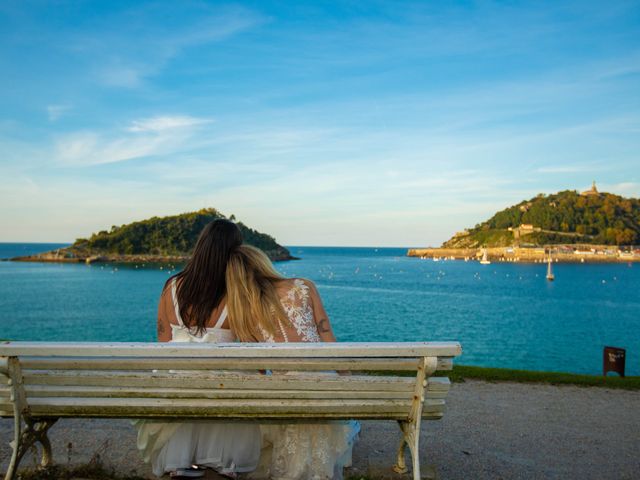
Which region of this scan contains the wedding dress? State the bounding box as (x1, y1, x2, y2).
(135, 278, 261, 477)
(251, 278, 360, 480)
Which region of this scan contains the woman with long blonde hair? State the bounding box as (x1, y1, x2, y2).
(225, 245, 359, 480)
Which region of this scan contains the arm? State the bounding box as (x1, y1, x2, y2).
(157, 288, 172, 342)
(306, 280, 337, 343)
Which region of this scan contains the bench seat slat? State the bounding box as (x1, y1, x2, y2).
(0, 341, 462, 358)
(1, 380, 453, 405)
(425, 377, 450, 400)
(0, 409, 445, 421)
(23, 371, 415, 392)
(437, 357, 453, 371)
(15, 385, 412, 401)
(19, 357, 425, 372)
(0, 397, 445, 417)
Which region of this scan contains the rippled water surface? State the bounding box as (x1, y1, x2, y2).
(1, 244, 638, 375)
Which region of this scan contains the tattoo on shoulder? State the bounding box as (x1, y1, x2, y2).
(317, 317, 330, 333)
(158, 319, 166, 335)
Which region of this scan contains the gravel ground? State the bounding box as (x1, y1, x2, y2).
(1, 380, 639, 479)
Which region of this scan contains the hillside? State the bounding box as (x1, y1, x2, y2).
(17, 208, 293, 262)
(443, 188, 640, 248)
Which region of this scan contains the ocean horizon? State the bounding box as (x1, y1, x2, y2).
(1, 242, 638, 376)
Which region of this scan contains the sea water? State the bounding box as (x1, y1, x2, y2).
(0, 243, 638, 375)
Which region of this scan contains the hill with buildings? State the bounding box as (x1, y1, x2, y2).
(14, 208, 293, 263)
(442, 183, 640, 248)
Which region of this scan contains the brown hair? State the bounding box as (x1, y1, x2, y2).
(170, 219, 242, 334)
(225, 245, 289, 341)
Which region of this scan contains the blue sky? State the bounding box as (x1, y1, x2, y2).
(1, 1, 639, 246)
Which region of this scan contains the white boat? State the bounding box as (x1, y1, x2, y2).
(546, 255, 555, 281)
(480, 249, 491, 265)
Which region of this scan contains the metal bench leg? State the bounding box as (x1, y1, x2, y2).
(4, 356, 58, 480)
(393, 356, 435, 480)
(5, 417, 58, 480)
(393, 421, 409, 474)
(5, 403, 23, 480)
(37, 419, 57, 467)
(394, 420, 421, 480)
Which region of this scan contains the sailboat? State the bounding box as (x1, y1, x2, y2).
(546, 254, 555, 281)
(480, 248, 491, 265)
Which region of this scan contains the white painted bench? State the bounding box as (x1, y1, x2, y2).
(0, 341, 462, 480)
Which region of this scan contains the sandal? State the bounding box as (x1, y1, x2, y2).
(169, 468, 205, 478)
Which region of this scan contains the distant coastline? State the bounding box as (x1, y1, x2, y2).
(407, 246, 640, 263)
(409, 185, 640, 263)
(9, 246, 296, 264)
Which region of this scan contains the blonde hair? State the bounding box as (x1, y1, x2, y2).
(225, 245, 289, 341)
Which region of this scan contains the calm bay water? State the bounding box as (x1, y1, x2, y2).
(1, 243, 638, 375)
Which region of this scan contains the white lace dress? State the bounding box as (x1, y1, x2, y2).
(251, 279, 360, 480)
(135, 279, 261, 477)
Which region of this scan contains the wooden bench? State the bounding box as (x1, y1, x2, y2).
(0, 341, 462, 480)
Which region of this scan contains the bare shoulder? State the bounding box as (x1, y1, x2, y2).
(159, 281, 173, 304)
(277, 277, 316, 291)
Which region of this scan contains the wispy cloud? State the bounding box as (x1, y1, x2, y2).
(98, 61, 150, 88)
(536, 164, 602, 174)
(87, 5, 265, 88)
(128, 115, 213, 132)
(601, 182, 640, 197)
(55, 115, 213, 166)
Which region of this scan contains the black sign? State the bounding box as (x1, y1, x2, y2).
(603, 346, 626, 378)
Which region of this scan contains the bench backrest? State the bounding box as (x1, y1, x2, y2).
(0, 341, 462, 422)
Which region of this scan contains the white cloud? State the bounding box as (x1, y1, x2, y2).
(128, 115, 213, 132)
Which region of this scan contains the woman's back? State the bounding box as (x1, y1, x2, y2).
(259, 278, 335, 344)
(157, 277, 234, 342)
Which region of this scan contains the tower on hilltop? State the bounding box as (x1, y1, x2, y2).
(581, 181, 599, 196)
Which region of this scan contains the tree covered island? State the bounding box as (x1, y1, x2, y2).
(409, 184, 640, 262)
(12, 208, 295, 263)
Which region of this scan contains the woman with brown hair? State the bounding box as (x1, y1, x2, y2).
(225, 245, 359, 480)
(136, 219, 261, 479)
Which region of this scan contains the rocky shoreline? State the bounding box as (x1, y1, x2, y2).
(9, 246, 297, 264)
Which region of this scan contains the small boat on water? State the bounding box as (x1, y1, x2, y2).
(480, 248, 491, 265)
(546, 255, 555, 281)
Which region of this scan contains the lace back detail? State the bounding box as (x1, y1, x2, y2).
(281, 279, 321, 343)
(260, 279, 321, 343)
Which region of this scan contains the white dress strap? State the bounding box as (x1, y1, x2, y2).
(170, 278, 185, 327)
(212, 306, 228, 329)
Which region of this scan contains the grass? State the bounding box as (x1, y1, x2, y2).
(367, 364, 639, 390)
(440, 365, 640, 389)
(15, 459, 146, 480)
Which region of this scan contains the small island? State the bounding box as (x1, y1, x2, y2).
(11, 208, 295, 264)
(409, 184, 640, 263)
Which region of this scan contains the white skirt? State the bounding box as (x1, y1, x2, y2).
(136, 421, 261, 477)
(251, 421, 360, 480)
